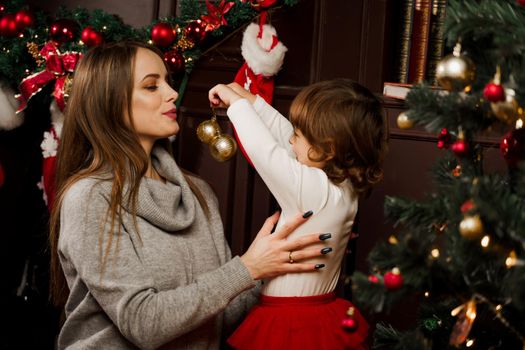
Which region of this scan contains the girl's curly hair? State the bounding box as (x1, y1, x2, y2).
(289, 79, 388, 197)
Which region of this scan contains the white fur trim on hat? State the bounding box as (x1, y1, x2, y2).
(241, 23, 287, 77)
(0, 82, 23, 130)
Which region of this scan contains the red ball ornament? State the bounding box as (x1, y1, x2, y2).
(151, 22, 175, 47)
(500, 128, 525, 167)
(384, 267, 403, 290)
(163, 50, 185, 74)
(50, 19, 78, 44)
(451, 139, 469, 157)
(184, 19, 206, 44)
(517, 0, 525, 6)
(483, 82, 505, 103)
(81, 26, 103, 47)
(341, 307, 359, 332)
(437, 128, 451, 149)
(460, 199, 475, 214)
(0, 14, 19, 37)
(341, 317, 358, 332)
(15, 9, 34, 31)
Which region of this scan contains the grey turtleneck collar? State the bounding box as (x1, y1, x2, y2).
(130, 145, 196, 232)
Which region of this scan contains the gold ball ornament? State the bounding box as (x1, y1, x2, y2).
(459, 214, 483, 239)
(396, 111, 414, 129)
(196, 118, 221, 144)
(436, 44, 476, 91)
(490, 88, 519, 125)
(209, 134, 237, 162)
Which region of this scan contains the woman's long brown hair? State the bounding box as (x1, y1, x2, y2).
(49, 42, 208, 307)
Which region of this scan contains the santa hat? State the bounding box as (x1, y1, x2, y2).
(0, 82, 24, 130)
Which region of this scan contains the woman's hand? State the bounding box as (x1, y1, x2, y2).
(208, 84, 242, 108)
(240, 211, 330, 280)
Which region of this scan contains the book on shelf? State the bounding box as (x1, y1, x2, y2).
(425, 0, 447, 85)
(383, 82, 443, 100)
(407, 0, 433, 84)
(396, 0, 415, 84)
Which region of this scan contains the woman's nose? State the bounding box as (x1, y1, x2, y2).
(166, 87, 179, 102)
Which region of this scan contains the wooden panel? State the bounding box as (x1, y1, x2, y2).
(26, 0, 159, 27)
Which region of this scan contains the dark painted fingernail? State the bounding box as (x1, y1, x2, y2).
(302, 210, 313, 218)
(321, 247, 332, 254)
(315, 264, 325, 269)
(319, 233, 332, 241)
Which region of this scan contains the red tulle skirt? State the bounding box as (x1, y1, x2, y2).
(228, 293, 369, 350)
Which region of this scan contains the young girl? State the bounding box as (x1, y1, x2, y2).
(208, 79, 388, 349)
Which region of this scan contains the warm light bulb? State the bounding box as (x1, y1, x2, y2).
(506, 251, 517, 268)
(466, 339, 474, 347)
(424, 291, 430, 297)
(147, 40, 153, 44)
(481, 235, 490, 248)
(516, 118, 523, 129)
(466, 301, 477, 320)
(431, 249, 440, 258)
(495, 304, 502, 312)
(388, 235, 398, 244)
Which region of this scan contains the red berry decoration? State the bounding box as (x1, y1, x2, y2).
(451, 139, 469, 157)
(384, 267, 404, 290)
(341, 307, 358, 332)
(437, 128, 451, 149)
(14, 9, 34, 31)
(151, 22, 175, 47)
(50, 19, 78, 44)
(460, 199, 475, 214)
(368, 274, 379, 283)
(483, 82, 505, 103)
(0, 14, 19, 37)
(163, 50, 185, 74)
(81, 26, 103, 47)
(184, 19, 206, 44)
(500, 128, 525, 167)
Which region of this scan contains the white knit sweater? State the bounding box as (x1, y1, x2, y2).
(227, 97, 358, 296)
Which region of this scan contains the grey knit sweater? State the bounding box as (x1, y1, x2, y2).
(57, 146, 258, 350)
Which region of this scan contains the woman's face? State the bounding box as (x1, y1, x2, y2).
(129, 47, 179, 151)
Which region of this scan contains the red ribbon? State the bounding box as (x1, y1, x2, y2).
(17, 41, 82, 113)
(201, 0, 235, 32)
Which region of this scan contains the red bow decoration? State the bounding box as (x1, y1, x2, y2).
(16, 41, 82, 113)
(201, 0, 235, 32)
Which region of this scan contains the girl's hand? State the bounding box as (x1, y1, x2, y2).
(240, 211, 330, 280)
(208, 84, 242, 108)
(227, 82, 257, 104)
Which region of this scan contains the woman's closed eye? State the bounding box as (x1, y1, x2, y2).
(145, 85, 158, 91)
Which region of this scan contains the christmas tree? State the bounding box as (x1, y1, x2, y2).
(352, 0, 525, 349)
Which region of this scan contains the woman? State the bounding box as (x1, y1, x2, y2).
(49, 41, 328, 349)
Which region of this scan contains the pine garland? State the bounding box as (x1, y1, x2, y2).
(0, 0, 298, 94)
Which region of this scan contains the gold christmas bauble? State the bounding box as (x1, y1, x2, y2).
(459, 214, 483, 239)
(396, 111, 414, 129)
(490, 88, 518, 125)
(196, 118, 221, 144)
(436, 53, 476, 91)
(209, 134, 237, 162)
